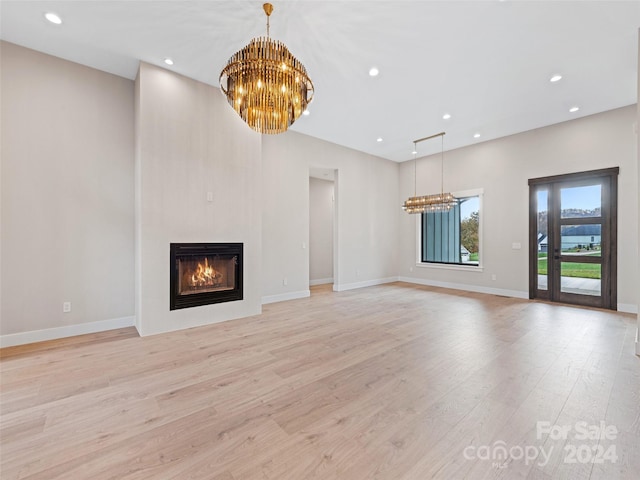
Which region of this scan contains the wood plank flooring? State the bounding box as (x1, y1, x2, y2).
(1, 282, 638, 479)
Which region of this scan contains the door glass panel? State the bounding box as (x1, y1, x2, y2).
(560, 262, 601, 296)
(561, 184, 601, 218)
(530, 171, 616, 309)
(537, 189, 548, 290)
(560, 224, 602, 255)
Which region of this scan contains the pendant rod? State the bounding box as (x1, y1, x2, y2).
(413, 142, 417, 197)
(440, 134, 445, 195)
(413, 131, 445, 145)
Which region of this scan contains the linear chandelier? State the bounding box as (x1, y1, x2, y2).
(402, 132, 457, 214)
(219, 3, 314, 134)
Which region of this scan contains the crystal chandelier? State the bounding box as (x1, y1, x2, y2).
(219, 3, 314, 135)
(402, 132, 457, 214)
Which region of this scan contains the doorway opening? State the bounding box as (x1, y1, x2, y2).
(528, 167, 618, 309)
(309, 168, 337, 292)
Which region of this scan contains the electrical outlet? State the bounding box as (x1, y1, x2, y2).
(283, 277, 288, 286)
(491, 274, 497, 281)
(356, 269, 360, 277)
(63, 302, 71, 313)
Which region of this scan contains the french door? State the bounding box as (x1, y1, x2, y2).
(529, 168, 618, 309)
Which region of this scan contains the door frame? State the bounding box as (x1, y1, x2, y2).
(528, 167, 618, 310)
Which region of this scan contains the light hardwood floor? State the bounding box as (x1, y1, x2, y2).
(1, 282, 638, 479)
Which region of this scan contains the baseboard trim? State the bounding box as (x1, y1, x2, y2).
(310, 278, 333, 286)
(398, 276, 529, 299)
(333, 277, 398, 292)
(262, 290, 310, 305)
(617, 303, 638, 314)
(0, 316, 136, 348)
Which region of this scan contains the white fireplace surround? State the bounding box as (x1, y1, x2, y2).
(134, 63, 262, 336)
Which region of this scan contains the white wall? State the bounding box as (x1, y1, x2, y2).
(399, 105, 638, 311)
(309, 177, 334, 284)
(1, 42, 135, 346)
(2, 41, 637, 346)
(260, 133, 311, 303)
(135, 62, 262, 336)
(262, 132, 399, 298)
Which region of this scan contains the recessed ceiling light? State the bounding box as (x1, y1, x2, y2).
(377, 137, 383, 142)
(369, 67, 379, 77)
(411, 150, 418, 155)
(569, 106, 580, 113)
(303, 110, 310, 116)
(44, 12, 62, 24)
(473, 133, 481, 138)
(550, 74, 562, 83)
(164, 58, 174, 66)
(442, 113, 451, 120)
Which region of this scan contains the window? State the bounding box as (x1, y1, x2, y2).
(419, 192, 481, 268)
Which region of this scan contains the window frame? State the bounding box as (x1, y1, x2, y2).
(415, 188, 484, 272)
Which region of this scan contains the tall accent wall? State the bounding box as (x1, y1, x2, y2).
(134, 62, 262, 336)
(399, 105, 639, 312)
(262, 132, 399, 299)
(0, 42, 135, 346)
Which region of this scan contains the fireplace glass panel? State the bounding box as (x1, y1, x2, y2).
(170, 243, 243, 310)
(178, 255, 237, 295)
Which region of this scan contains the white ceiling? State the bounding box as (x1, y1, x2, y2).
(1, 1, 638, 162)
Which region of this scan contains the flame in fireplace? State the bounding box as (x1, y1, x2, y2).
(189, 258, 222, 287)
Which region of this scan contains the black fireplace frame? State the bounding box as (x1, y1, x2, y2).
(170, 243, 243, 310)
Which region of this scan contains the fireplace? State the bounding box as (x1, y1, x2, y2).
(170, 243, 243, 310)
